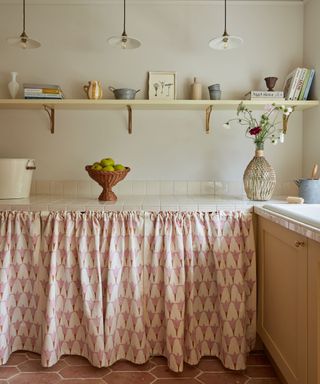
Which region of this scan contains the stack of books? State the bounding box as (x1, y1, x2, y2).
(283, 67, 315, 100)
(244, 90, 285, 101)
(23, 84, 64, 99)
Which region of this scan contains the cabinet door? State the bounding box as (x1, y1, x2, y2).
(308, 239, 320, 384)
(257, 217, 308, 384)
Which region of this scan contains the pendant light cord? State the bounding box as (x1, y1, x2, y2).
(224, 0, 227, 35)
(22, 0, 26, 33)
(122, 0, 126, 36)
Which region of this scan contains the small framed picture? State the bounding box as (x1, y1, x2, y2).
(148, 71, 177, 100)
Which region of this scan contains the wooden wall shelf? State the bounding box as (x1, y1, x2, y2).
(0, 99, 318, 134)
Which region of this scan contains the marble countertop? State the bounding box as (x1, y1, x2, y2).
(254, 205, 320, 243)
(0, 194, 287, 212)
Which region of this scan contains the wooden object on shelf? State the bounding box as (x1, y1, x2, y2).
(0, 99, 318, 135)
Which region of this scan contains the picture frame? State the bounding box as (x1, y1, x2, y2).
(148, 71, 177, 100)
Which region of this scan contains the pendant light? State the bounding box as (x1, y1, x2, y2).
(7, 0, 41, 49)
(209, 0, 243, 50)
(108, 0, 141, 50)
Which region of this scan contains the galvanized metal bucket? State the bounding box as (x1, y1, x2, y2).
(295, 179, 320, 203)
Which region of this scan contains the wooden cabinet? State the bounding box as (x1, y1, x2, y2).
(308, 239, 320, 384)
(257, 217, 308, 384)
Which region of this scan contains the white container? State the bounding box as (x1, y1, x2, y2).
(0, 159, 36, 199)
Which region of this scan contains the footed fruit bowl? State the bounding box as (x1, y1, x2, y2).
(85, 165, 130, 201)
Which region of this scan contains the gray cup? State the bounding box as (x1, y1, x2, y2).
(295, 179, 320, 203)
(208, 84, 221, 100)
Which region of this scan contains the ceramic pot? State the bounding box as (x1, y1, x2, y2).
(8, 72, 20, 99)
(243, 149, 276, 200)
(208, 84, 221, 100)
(83, 81, 103, 100)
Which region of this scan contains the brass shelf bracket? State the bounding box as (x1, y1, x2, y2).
(127, 105, 132, 134)
(43, 105, 55, 134)
(205, 105, 213, 133)
(282, 106, 295, 134)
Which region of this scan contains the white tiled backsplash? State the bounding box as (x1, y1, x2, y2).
(30, 180, 298, 198)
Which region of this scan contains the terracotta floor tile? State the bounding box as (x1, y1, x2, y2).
(248, 379, 282, 384)
(59, 380, 106, 384)
(8, 373, 60, 384)
(195, 358, 228, 372)
(150, 357, 167, 366)
(25, 353, 41, 360)
(103, 372, 155, 384)
(62, 356, 91, 366)
(0, 367, 19, 379)
(151, 365, 200, 378)
(18, 359, 67, 372)
(60, 365, 110, 379)
(245, 366, 277, 378)
(152, 380, 200, 384)
(198, 372, 248, 384)
(4, 354, 28, 366)
(110, 360, 155, 372)
(246, 354, 271, 366)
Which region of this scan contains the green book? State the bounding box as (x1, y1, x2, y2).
(298, 69, 311, 100)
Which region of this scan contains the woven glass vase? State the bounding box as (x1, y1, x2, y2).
(243, 146, 276, 201)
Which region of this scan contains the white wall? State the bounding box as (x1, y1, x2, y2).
(0, 1, 304, 186)
(303, 0, 320, 178)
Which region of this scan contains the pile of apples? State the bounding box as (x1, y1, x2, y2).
(91, 157, 126, 172)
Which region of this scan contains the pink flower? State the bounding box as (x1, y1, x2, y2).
(249, 126, 262, 135)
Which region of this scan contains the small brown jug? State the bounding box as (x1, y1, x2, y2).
(83, 80, 103, 100)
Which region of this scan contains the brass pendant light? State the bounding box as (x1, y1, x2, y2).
(108, 0, 141, 50)
(7, 0, 41, 49)
(209, 0, 243, 50)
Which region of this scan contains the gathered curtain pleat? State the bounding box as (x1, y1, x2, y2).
(0, 210, 256, 372)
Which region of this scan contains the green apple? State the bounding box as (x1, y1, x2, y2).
(114, 164, 125, 171)
(103, 165, 115, 172)
(92, 164, 103, 171)
(100, 158, 115, 167)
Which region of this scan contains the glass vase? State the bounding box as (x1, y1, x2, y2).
(243, 146, 276, 201)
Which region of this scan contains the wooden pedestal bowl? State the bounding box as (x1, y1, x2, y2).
(85, 165, 130, 201)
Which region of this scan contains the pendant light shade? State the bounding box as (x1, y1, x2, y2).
(209, 0, 242, 50)
(7, 0, 41, 49)
(108, 0, 141, 50)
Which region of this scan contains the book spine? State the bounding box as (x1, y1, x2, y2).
(24, 88, 61, 94)
(23, 84, 60, 90)
(250, 97, 285, 101)
(298, 69, 311, 100)
(303, 69, 315, 100)
(251, 91, 284, 98)
(288, 68, 302, 100)
(293, 68, 308, 100)
(24, 94, 63, 99)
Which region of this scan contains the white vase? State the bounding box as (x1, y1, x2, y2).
(8, 72, 20, 99)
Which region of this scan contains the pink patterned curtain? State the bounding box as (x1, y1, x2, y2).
(0, 210, 256, 372)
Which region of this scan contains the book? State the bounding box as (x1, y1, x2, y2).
(25, 95, 63, 99)
(283, 68, 302, 100)
(23, 83, 61, 90)
(244, 91, 284, 100)
(24, 88, 61, 94)
(293, 68, 308, 100)
(298, 69, 311, 100)
(303, 69, 315, 100)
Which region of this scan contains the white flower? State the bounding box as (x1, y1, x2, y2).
(284, 107, 293, 116)
(223, 122, 231, 129)
(279, 132, 285, 143)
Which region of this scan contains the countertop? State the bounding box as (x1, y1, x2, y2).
(0, 194, 286, 212)
(1, 194, 319, 242)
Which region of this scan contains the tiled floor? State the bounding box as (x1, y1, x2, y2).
(0, 351, 281, 384)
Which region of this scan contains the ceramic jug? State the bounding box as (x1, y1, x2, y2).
(83, 80, 103, 100)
